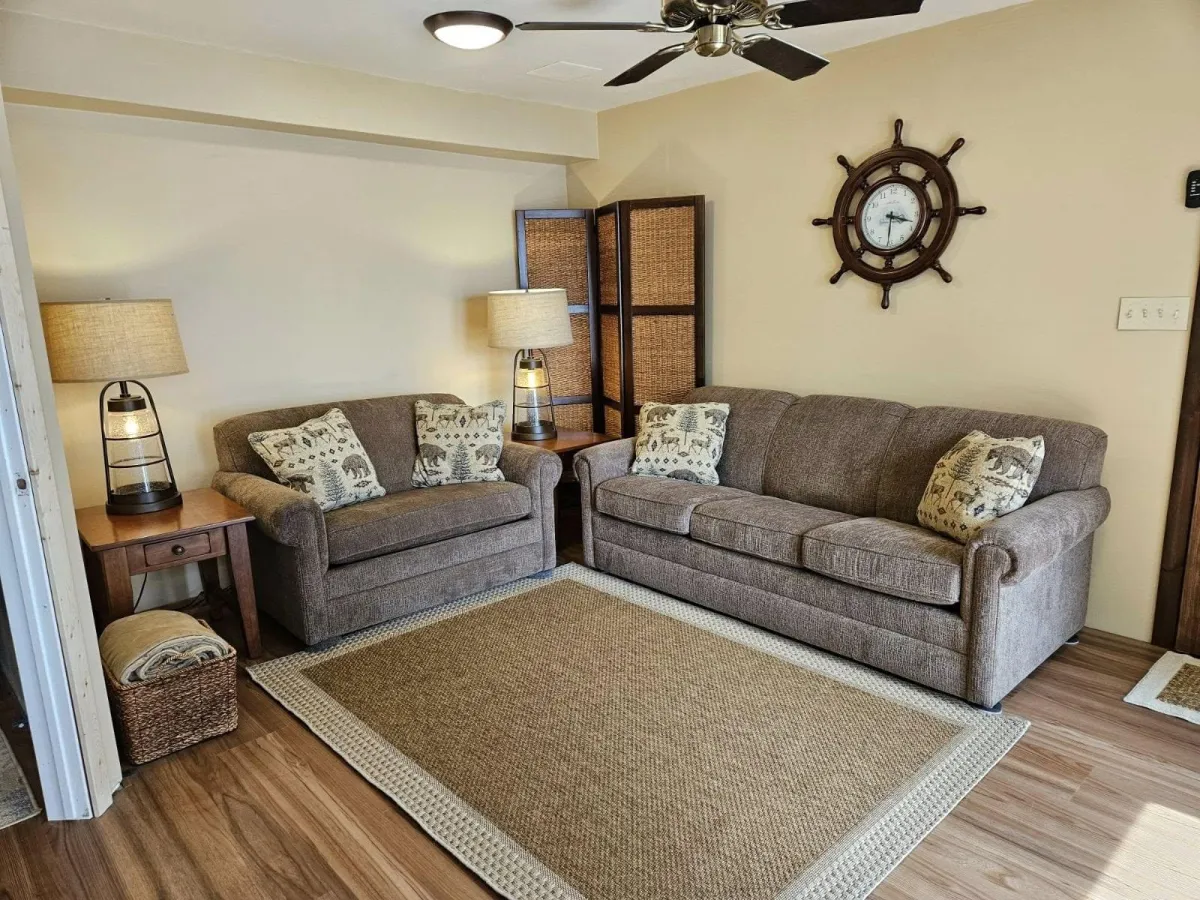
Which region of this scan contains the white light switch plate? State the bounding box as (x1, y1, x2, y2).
(1118, 297, 1190, 331)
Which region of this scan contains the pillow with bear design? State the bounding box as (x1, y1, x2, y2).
(248, 408, 385, 512)
(916, 430, 1045, 543)
(411, 400, 507, 487)
(630, 402, 730, 485)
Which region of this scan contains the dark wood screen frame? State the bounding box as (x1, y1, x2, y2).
(598, 196, 707, 437)
(515, 208, 604, 433)
(1154, 248, 1200, 650)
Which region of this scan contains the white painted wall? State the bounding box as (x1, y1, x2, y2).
(8, 105, 567, 605)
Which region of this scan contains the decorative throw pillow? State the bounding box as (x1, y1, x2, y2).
(630, 402, 731, 486)
(411, 400, 506, 488)
(917, 430, 1046, 543)
(249, 408, 385, 512)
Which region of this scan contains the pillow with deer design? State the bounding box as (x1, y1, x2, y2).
(248, 408, 385, 512)
(917, 430, 1045, 543)
(411, 400, 507, 488)
(630, 402, 731, 485)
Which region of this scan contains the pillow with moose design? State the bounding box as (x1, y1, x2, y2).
(411, 400, 507, 487)
(916, 430, 1045, 543)
(630, 402, 731, 486)
(248, 408, 385, 512)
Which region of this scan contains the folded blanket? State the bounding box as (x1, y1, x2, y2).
(100, 610, 234, 685)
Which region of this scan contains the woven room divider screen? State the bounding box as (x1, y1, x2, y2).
(516, 196, 705, 438)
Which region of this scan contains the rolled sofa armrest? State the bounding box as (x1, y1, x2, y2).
(968, 486, 1111, 586)
(499, 442, 562, 571)
(212, 470, 329, 569)
(574, 438, 636, 499)
(573, 438, 635, 569)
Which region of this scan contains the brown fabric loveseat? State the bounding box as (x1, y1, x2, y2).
(575, 386, 1110, 710)
(212, 394, 560, 645)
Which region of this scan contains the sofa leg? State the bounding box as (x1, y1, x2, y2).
(970, 700, 1003, 715)
(1064, 632, 1081, 646)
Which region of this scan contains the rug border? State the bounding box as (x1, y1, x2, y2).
(0, 726, 39, 831)
(1124, 651, 1200, 726)
(250, 563, 1027, 900)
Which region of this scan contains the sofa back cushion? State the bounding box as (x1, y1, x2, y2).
(682, 386, 797, 493)
(213, 393, 463, 494)
(876, 406, 1108, 525)
(761, 395, 912, 516)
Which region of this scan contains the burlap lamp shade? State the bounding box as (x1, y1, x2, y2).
(487, 289, 572, 441)
(40, 299, 188, 515)
(41, 300, 189, 382)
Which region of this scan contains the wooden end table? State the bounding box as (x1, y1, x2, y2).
(77, 487, 262, 658)
(511, 430, 616, 560)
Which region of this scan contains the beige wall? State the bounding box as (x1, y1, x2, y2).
(569, 0, 1200, 641)
(8, 104, 566, 604)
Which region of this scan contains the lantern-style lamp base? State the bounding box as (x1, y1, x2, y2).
(511, 350, 557, 442)
(101, 380, 183, 516)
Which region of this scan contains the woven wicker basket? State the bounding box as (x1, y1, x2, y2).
(106, 648, 238, 765)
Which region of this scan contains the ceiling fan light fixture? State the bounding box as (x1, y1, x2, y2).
(424, 11, 514, 50)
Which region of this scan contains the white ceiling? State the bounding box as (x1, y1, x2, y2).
(0, 1, 1033, 111)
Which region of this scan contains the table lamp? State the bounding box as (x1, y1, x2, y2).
(488, 289, 573, 441)
(41, 299, 189, 515)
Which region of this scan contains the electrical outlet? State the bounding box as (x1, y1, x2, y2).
(1118, 297, 1190, 332)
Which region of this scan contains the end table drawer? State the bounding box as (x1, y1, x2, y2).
(140, 532, 214, 569)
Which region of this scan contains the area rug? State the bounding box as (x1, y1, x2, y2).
(250, 564, 1027, 900)
(0, 728, 38, 830)
(1125, 651, 1200, 725)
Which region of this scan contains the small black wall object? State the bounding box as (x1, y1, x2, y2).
(1188, 170, 1200, 209)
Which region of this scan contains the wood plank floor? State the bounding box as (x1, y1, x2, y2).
(2, 577, 1198, 900)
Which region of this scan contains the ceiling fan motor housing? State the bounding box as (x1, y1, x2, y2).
(695, 23, 735, 56)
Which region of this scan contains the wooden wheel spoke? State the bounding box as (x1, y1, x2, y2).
(812, 217, 834, 227)
(957, 205, 988, 216)
(830, 263, 850, 285)
(881, 283, 893, 309)
(837, 155, 856, 175)
(939, 137, 966, 164)
(932, 261, 953, 283)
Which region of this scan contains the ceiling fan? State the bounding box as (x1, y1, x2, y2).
(519, 0, 925, 86)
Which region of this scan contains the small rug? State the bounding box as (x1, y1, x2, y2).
(1125, 651, 1200, 725)
(0, 727, 38, 830)
(250, 564, 1027, 900)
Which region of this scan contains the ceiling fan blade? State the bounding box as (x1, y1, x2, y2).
(606, 43, 692, 86)
(774, 0, 924, 29)
(518, 21, 666, 32)
(736, 37, 829, 81)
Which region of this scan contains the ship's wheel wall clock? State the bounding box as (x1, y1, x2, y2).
(814, 119, 987, 309)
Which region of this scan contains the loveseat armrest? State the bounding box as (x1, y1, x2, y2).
(573, 438, 635, 568)
(573, 438, 635, 497)
(212, 471, 329, 569)
(499, 442, 562, 571)
(969, 486, 1111, 586)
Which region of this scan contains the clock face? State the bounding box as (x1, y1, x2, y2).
(860, 181, 923, 252)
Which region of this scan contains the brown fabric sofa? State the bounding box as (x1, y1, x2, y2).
(212, 394, 561, 645)
(575, 386, 1110, 709)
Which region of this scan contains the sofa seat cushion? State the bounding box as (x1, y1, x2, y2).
(324, 482, 531, 565)
(802, 518, 964, 606)
(594, 476, 750, 535)
(691, 496, 855, 568)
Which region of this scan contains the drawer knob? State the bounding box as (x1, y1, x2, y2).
(171, 544, 186, 556)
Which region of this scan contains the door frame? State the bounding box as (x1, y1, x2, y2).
(0, 318, 91, 819)
(1155, 248, 1200, 650)
(0, 95, 121, 818)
